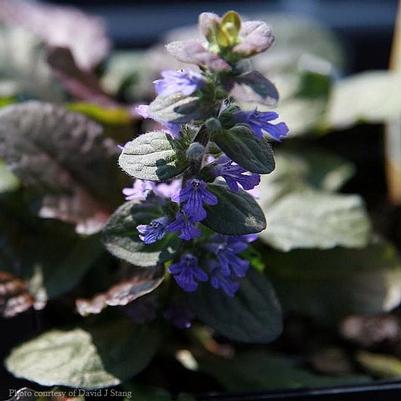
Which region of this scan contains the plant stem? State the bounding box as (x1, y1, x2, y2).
(385, 0, 401, 205)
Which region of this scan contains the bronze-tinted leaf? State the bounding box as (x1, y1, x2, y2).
(0, 271, 35, 318)
(76, 266, 164, 316)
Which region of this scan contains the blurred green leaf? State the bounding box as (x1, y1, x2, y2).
(122, 384, 171, 401)
(260, 190, 371, 251)
(6, 319, 160, 389)
(264, 241, 401, 323)
(0, 160, 19, 193)
(327, 71, 401, 129)
(0, 25, 64, 100)
(190, 268, 282, 343)
(258, 147, 355, 205)
(357, 351, 401, 378)
(200, 350, 368, 391)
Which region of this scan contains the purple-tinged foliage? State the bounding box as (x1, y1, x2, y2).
(234, 110, 289, 141)
(137, 217, 169, 244)
(154, 69, 204, 97)
(173, 179, 218, 221)
(214, 156, 260, 192)
(169, 254, 207, 292)
(167, 211, 201, 240)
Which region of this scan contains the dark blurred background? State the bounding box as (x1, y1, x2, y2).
(46, 0, 397, 73)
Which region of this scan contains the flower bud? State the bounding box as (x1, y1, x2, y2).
(205, 117, 222, 135)
(186, 142, 206, 163)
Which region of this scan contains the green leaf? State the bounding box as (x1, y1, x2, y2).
(203, 184, 266, 235)
(148, 94, 201, 124)
(200, 350, 369, 391)
(356, 352, 401, 379)
(0, 101, 125, 234)
(119, 131, 188, 181)
(327, 71, 401, 129)
(264, 241, 401, 324)
(102, 201, 178, 267)
(229, 71, 279, 106)
(258, 147, 355, 205)
(212, 125, 275, 173)
(260, 190, 371, 251)
(6, 319, 160, 389)
(190, 268, 282, 343)
(0, 160, 19, 193)
(123, 384, 171, 401)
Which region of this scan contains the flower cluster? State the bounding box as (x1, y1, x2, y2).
(117, 11, 288, 301)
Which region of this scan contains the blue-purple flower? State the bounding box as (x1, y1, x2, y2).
(168, 254, 208, 292)
(208, 260, 240, 297)
(172, 179, 218, 222)
(122, 179, 155, 201)
(206, 234, 255, 278)
(214, 156, 260, 192)
(167, 211, 201, 240)
(154, 69, 204, 97)
(137, 217, 169, 244)
(234, 110, 289, 141)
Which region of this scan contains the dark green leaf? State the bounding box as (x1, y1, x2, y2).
(102, 201, 178, 267)
(212, 125, 275, 173)
(148, 94, 201, 124)
(203, 184, 266, 235)
(6, 319, 160, 389)
(190, 269, 282, 343)
(229, 71, 279, 105)
(200, 350, 369, 391)
(119, 131, 188, 181)
(265, 241, 401, 324)
(123, 384, 171, 401)
(356, 352, 401, 378)
(259, 190, 371, 251)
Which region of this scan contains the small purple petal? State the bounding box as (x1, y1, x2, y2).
(154, 69, 204, 97)
(137, 217, 168, 244)
(122, 179, 155, 201)
(167, 211, 201, 241)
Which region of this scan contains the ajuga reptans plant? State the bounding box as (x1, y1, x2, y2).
(105, 11, 288, 304)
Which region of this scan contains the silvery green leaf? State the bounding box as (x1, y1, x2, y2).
(191, 269, 282, 343)
(102, 201, 178, 267)
(229, 70, 279, 106)
(203, 183, 266, 235)
(212, 125, 275, 173)
(119, 131, 188, 181)
(149, 93, 202, 124)
(0, 160, 18, 194)
(260, 190, 371, 251)
(6, 319, 160, 389)
(327, 71, 401, 129)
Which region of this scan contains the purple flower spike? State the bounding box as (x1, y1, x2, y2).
(214, 157, 260, 192)
(167, 211, 201, 241)
(234, 110, 289, 141)
(206, 235, 251, 278)
(154, 69, 204, 97)
(209, 260, 240, 297)
(169, 254, 208, 292)
(137, 217, 169, 244)
(173, 179, 218, 222)
(122, 179, 155, 201)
